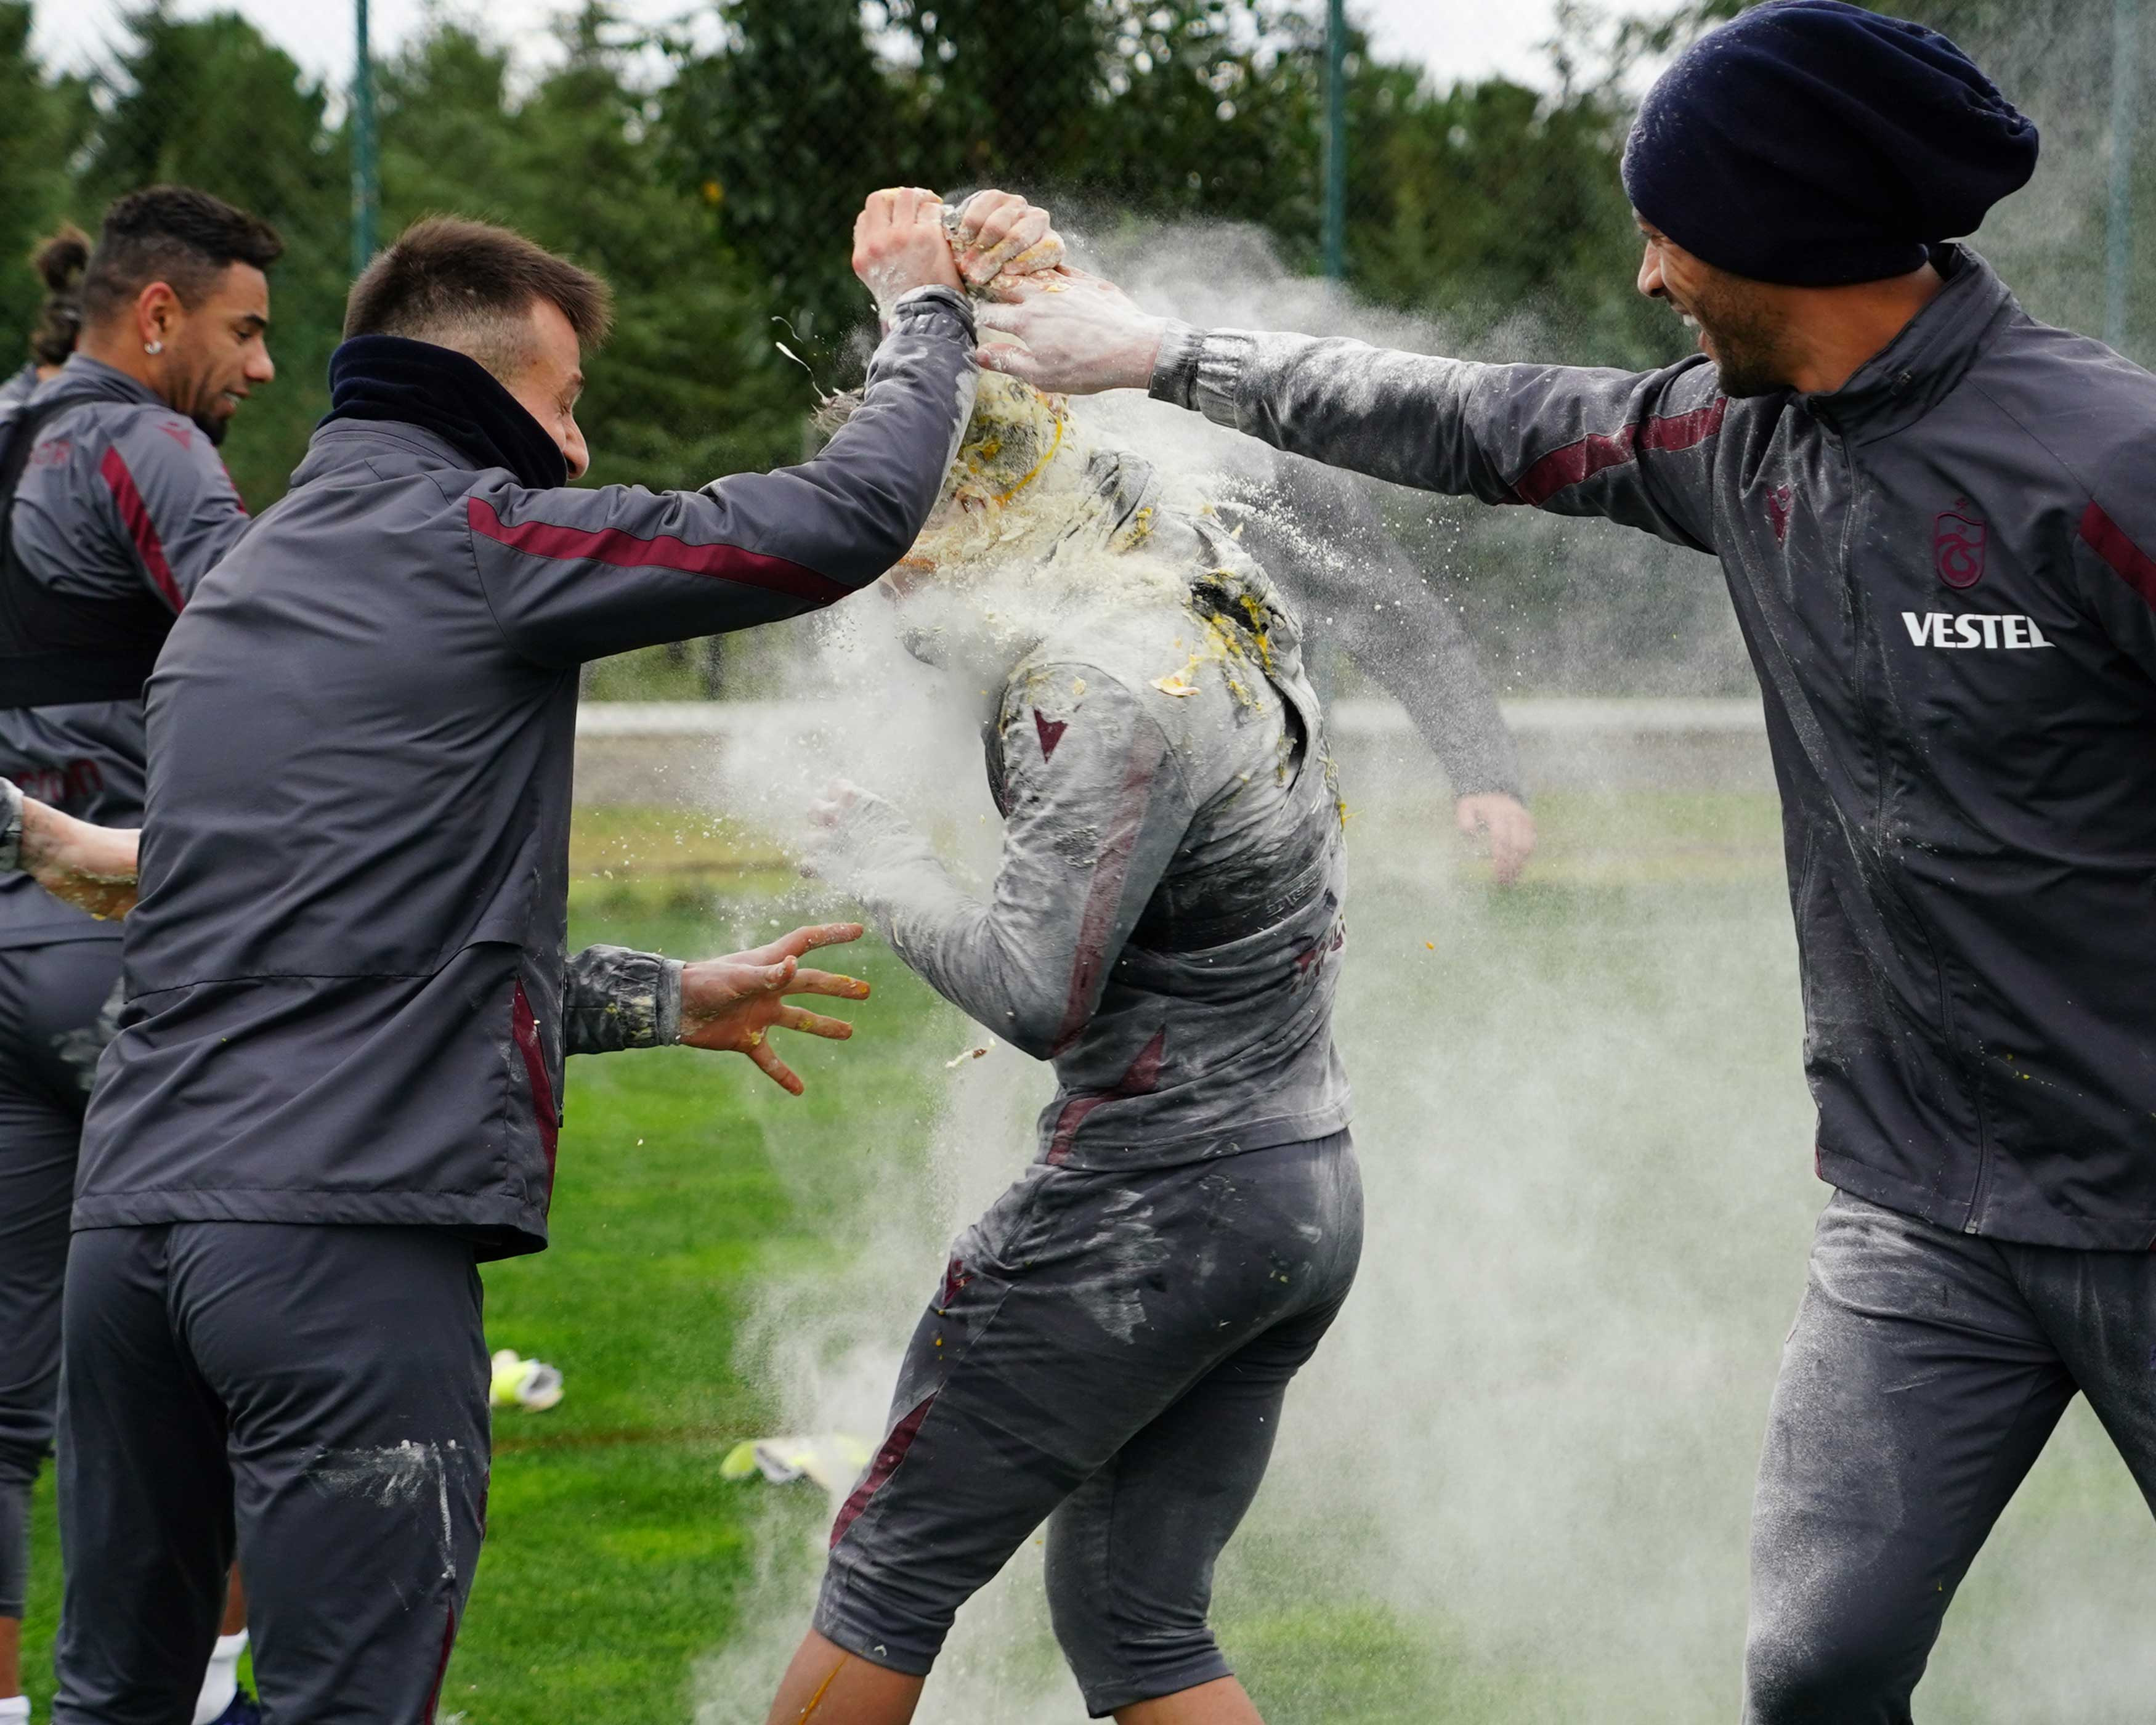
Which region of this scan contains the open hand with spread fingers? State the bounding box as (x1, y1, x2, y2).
(679, 922, 873, 1095)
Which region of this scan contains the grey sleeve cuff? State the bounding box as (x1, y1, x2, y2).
(1148, 320, 1204, 409)
(0, 778, 21, 875)
(890, 283, 978, 341)
(1148, 323, 1257, 430)
(562, 945, 683, 1055)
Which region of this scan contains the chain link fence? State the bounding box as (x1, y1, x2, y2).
(0, 0, 2145, 700)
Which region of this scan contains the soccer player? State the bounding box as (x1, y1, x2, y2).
(768, 362, 1360, 1725)
(1, 186, 282, 1725)
(977, 3, 2156, 1718)
(53, 192, 976, 1723)
(0, 227, 89, 412)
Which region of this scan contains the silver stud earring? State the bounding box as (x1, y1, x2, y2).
(144, 340, 163, 355)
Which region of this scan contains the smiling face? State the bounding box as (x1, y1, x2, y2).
(156, 262, 275, 445)
(1634, 217, 1796, 399)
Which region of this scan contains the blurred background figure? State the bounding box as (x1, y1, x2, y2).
(0, 227, 87, 412)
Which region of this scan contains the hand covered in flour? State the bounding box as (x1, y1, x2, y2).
(945, 190, 1065, 294)
(678, 923, 872, 1095)
(974, 267, 1170, 395)
(1454, 792, 1538, 887)
(853, 187, 965, 323)
(803, 779, 914, 893)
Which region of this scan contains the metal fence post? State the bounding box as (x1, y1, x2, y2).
(2109, 0, 2138, 351)
(351, 0, 378, 277)
(1322, 0, 1346, 280)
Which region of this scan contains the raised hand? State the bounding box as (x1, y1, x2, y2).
(679, 922, 873, 1095)
(973, 267, 1170, 396)
(946, 190, 1065, 294)
(853, 187, 965, 323)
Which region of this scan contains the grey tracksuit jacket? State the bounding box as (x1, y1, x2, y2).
(73, 288, 978, 1257)
(1154, 245, 2156, 1250)
(822, 451, 1352, 1167)
(0, 357, 251, 947)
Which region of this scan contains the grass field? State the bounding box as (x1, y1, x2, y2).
(18, 788, 2156, 1722)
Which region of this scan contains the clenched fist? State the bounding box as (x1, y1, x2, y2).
(853, 187, 965, 323)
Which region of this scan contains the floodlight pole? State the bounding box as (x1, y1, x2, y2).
(1322, 0, 1347, 280)
(351, 0, 379, 277)
(2108, 0, 2138, 350)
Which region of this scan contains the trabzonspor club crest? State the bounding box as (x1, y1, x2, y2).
(1934, 500, 1987, 590)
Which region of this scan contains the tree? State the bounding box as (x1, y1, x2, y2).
(0, 3, 89, 376)
(380, 6, 809, 492)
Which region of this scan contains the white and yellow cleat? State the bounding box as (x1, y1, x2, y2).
(489, 1347, 564, 1412)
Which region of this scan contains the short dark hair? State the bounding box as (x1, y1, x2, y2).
(79, 187, 283, 328)
(27, 224, 89, 367)
(342, 217, 614, 378)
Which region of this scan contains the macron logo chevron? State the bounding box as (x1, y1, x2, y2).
(1901, 612, 2053, 651)
(1034, 709, 1068, 759)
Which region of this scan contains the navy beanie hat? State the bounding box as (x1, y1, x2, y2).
(1621, 0, 2039, 287)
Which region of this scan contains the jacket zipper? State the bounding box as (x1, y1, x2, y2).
(1825, 412, 1991, 1234)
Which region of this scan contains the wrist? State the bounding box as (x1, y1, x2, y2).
(884, 282, 976, 339)
(657, 957, 684, 1045)
(1146, 320, 1202, 407)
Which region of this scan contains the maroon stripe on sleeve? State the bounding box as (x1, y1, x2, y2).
(1511, 397, 1727, 508)
(99, 447, 184, 611)
(2078, 501, 2156, 610)
(511, 980, 559, 1185)
(468, 495, 850, 604)
(830, 1392, 937, 1548)
(1048, 725, 1169, 1057)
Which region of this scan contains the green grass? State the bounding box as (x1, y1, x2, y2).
(17, 790, 2156, 1721)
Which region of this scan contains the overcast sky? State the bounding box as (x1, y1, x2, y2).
(30, 0, 1584, 91)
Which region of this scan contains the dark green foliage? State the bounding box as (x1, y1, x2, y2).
(0, 3, 88, 380)
(2, 0, 2138, 693)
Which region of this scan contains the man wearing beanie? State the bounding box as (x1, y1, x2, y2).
(975, 3, 2156, 1720)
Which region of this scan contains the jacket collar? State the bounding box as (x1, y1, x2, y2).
(1804, 245, 2019, 442)
(287, 418, 481, 490)
(45, 352, 168, 410)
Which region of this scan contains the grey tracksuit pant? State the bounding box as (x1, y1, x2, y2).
(1746, 1191, 2156, 1723)
(0, 935, 120, 1620)
(55, 1224, 489, 1725)
(817, 1131, 1363, 1717)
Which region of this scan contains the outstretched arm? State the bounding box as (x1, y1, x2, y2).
(1242, 458, 1523, 798)
(808, 673, 1194, 1060)
(1239, 460, 1536, 883)
(976, 267, 1722, 553)
(1, 777, 139, 920)
(477, 190, 980, 667)
(561, 927, 870, 1095)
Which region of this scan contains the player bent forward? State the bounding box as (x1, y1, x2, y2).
(771, 369, 1361, 1724)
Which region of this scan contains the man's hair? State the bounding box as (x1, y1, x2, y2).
(79, 187, 284, 327)
(27, 224, 89, 366)
(343, 217, 614, 378)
